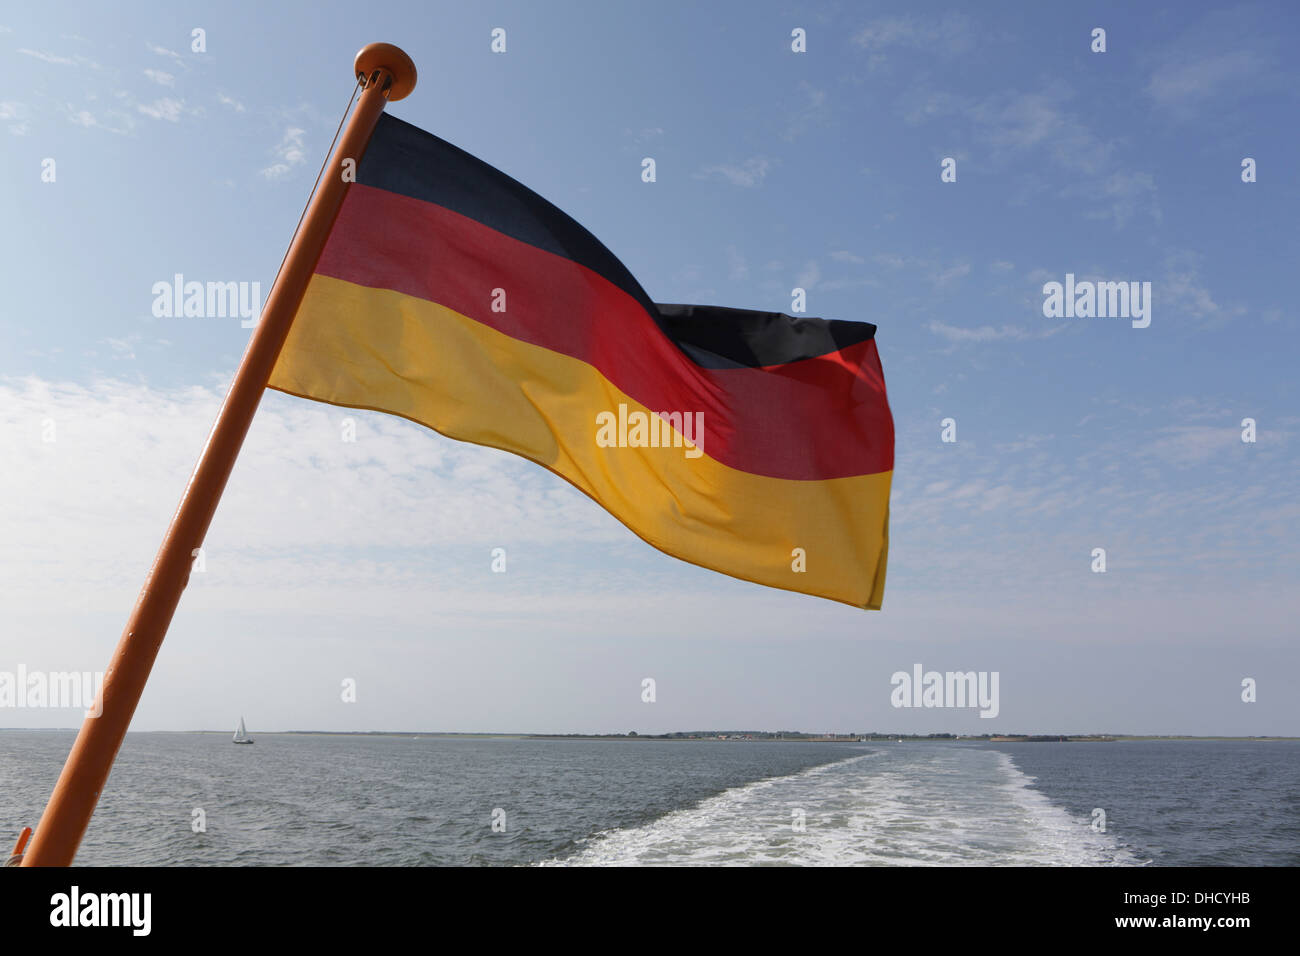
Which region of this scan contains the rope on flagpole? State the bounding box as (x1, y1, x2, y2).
(264, 75, 364, 315)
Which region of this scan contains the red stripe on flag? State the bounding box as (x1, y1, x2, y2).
(315, 183, 893, 481)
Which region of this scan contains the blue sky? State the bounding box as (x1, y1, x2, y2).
(1, 1, 1297, 735)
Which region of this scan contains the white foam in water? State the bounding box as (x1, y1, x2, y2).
(543, 746, 1142, 866)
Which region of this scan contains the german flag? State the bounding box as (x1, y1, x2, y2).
(268, 114, 894, 608)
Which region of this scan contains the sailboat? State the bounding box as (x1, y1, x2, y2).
(232, 716, 254, 745)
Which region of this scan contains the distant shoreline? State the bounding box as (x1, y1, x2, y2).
(3, 729, 1296, 742)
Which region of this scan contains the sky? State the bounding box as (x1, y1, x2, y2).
(1, 1, 1297, 736)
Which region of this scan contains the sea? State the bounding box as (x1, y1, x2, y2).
(1, 733, 1295, 866)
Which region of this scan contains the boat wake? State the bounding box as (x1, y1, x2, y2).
(543, 746, 1142, 866)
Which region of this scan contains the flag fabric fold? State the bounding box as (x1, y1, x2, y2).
(268, 113, 893, 608)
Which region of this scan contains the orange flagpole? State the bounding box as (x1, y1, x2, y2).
(19, 43, 417, 867)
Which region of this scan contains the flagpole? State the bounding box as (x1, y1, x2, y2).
(20, 43, 417, 867)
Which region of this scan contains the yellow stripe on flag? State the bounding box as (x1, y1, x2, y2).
(270, 274, 890, 608)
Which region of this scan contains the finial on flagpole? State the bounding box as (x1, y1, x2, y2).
(355, 42, 417, 100)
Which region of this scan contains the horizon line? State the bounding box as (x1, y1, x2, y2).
(2, 728, 1296, 740)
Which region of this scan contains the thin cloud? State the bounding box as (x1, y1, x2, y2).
(102, 337, 138, 360)
(696, 157, 772, 188)
(927, 320, 1065, 343)
(624, 126, 663, 145)
(903, 83, 1157, 228)
(782, 81, 829, 141)
(1141, 425, 1250, 466)
(147, 42, 185, 66)
(66, 107, 130, 134)
(0, 100, 28, 136)
(261, 126, 307, 180)
(931, 262, 971, 288)
(853, 13, 975, 69)
(137, 97, 185, 122)
(0, 376, 636, 607)
(796, 260, 820, 290)
(18, 48, 76, 66)
(853, 14, 975, 52)
(1140, 5, 1288, 119)
(1147, 51, 1261, 108)
(1155, 249, 1246, 328)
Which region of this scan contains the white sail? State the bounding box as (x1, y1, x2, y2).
(233, 716, 250, 742)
